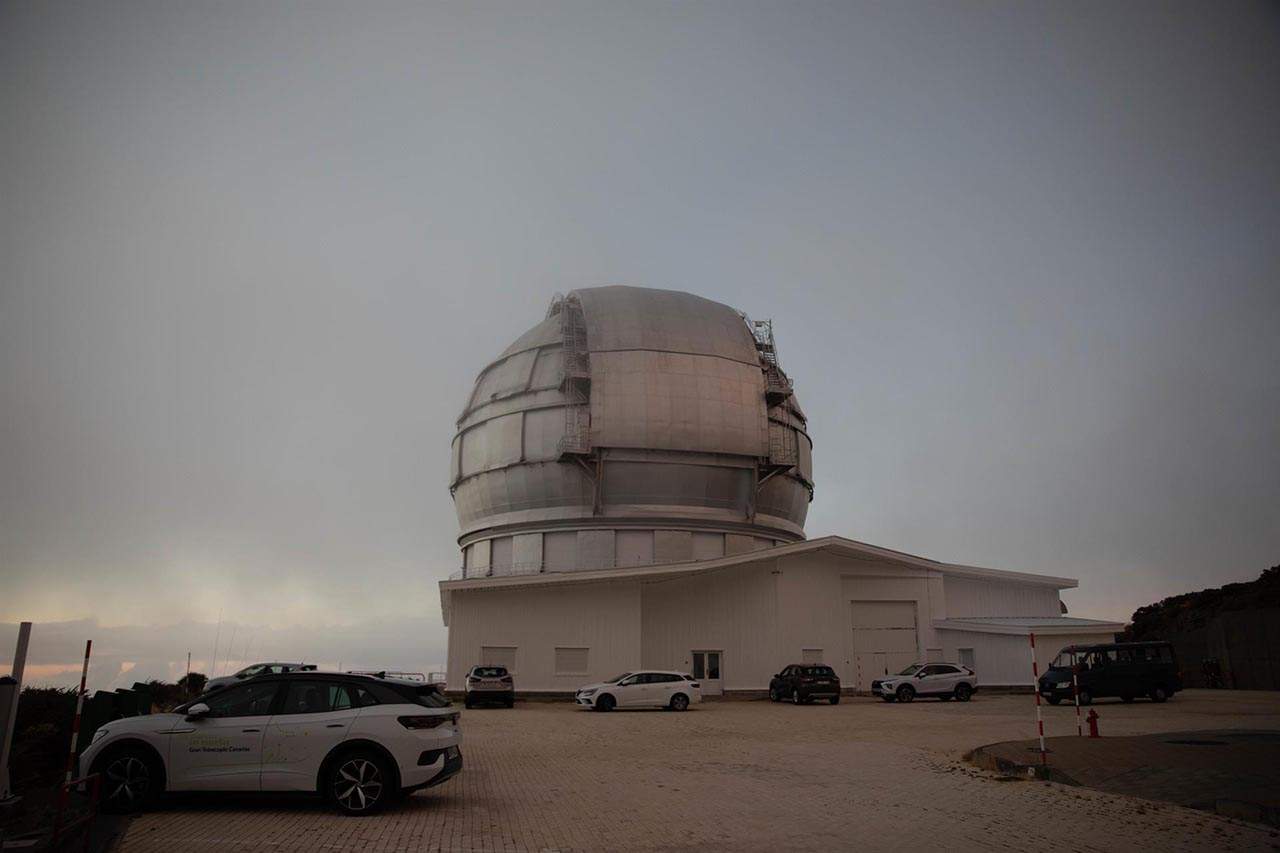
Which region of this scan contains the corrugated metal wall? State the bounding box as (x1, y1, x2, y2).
(944, 576, 1061, 618)
(446, 581, 642, 692)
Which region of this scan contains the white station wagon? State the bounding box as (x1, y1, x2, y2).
(80, 672, 462, 815)
(575, 670, 702, 711)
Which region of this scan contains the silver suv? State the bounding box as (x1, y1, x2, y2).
(464, 665, 514, 708)
(872, 662, 978, 703)
(205, 662, 317, 692)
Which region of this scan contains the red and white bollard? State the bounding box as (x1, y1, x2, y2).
(1072, 650, 1082, 737)
(1029, 632, 1046, 765)
(64, 640, 91, 784)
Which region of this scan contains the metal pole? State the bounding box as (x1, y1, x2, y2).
(1029, 632, 1046, 766)
(211, 611, 222, 678)
(223, 625, 237, 678)
(1, 622, 33, 801)
(64, 640, 92, 784)
(1071, 649, 1082, 737)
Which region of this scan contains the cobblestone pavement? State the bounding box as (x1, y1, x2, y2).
(118, 690, 1280, 852)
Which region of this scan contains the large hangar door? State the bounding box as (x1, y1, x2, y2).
(851, 601, 919, 690)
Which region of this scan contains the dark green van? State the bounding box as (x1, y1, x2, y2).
(1038, 641, 1182, 705)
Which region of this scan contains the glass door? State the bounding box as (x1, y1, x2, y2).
(692, 650, 723, 695)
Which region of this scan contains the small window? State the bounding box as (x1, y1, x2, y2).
(481, 646, 517, 672)
(350, 687, 380, 708)
(801, 648, 823, 664)
(554, 647, 589, 675)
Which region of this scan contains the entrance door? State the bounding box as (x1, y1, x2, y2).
(851, 601, 919, 690)
(692, 651, 722, 695)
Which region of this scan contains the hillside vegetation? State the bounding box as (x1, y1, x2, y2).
(1122, 564, 1280, 640)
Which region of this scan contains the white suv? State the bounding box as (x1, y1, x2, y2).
(79, 673, 462, 815)
(575, 670, 701, 711)
(872, 663, 978, 703)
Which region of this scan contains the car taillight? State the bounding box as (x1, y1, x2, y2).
(690, 682, 700, 689)
(398, 713, 458, 730)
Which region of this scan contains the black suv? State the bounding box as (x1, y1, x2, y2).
(1039, 641, 1182, 705)
(769, 664, 841, 704)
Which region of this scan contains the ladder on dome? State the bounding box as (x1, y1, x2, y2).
(558, 296, 592, 459)
(751, 319, 794, 406)
(749, 318, 800, 500)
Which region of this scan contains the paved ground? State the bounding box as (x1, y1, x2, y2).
(972, 729, 1280, 826)
(117, 690, 1280, 852)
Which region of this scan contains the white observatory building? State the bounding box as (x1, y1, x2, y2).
(439, 286, 1120, 693)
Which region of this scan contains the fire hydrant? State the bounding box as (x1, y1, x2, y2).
(1087, 709, 1101, 738)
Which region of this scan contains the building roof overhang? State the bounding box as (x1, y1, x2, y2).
(932, 616, 1125, 636)
(438, 535, 1082, 626)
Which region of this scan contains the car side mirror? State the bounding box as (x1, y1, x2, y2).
(185, 702, 211, 721)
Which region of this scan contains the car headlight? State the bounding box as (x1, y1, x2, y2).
(91, 728, 109, 745)
(578, 688, 596, 697)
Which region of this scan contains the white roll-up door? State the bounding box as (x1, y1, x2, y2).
(851, 601, 919, 689)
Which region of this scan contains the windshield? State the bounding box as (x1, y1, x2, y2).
(1051, 652, 1080, 669)
(605, 672, 632, 683)
(896, 664, 921, 676)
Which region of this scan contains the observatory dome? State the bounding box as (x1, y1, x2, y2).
(449, 286, 813, 577)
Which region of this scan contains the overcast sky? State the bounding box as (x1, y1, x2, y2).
(2, 1, 1277, 690)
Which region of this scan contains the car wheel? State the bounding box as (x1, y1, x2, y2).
(327, 750, 393, 815)
(896, 685, 915, 703)
(955, 683, 973, 702)
(1150, 685, 1169, 703)
(1077, 688, 1093, 706)
(791, 688, 801, 705)
(595, 694, 616, 712)
(670, 693, 689, 712)
(769, 686, 780, 702)
(98, 746, 162, 813)
(829, 695, 840, 705)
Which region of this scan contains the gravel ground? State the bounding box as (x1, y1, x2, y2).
(117, 689, 1280, 852)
